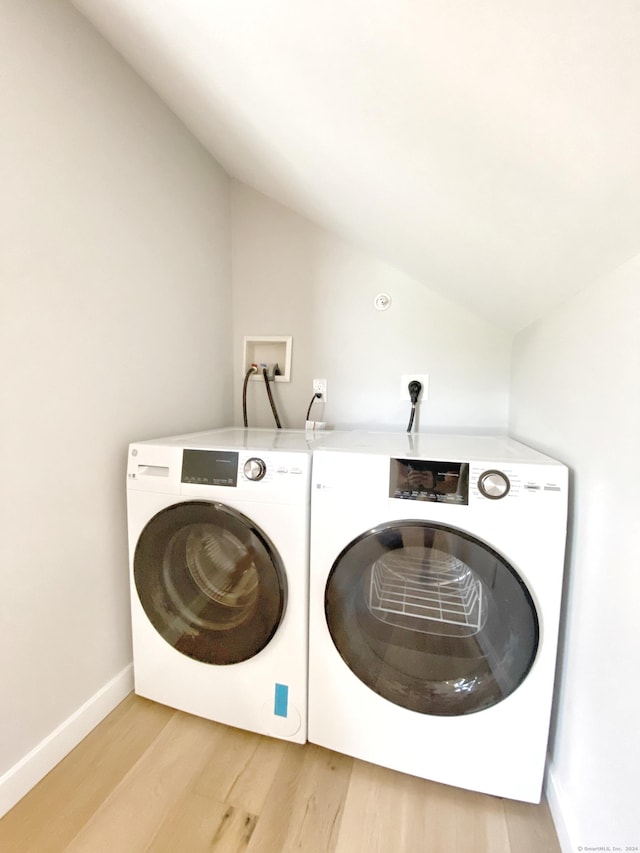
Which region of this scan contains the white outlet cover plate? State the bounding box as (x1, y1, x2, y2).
(312, 379, 327, 403)
(400, 374, 429, 401)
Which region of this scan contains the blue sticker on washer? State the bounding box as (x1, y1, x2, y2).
(274, 683, 289, 718)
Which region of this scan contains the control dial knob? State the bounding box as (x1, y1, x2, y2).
(478, 469, 510, 500)
(244, 457, 267, 481)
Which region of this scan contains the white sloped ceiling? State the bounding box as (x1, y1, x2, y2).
(70, 0, 640, 330)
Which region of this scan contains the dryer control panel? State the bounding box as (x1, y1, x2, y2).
(389, 459, 469, 505)
(469, 464, 565, 501)
(388, 457, 566, 504)
(477, 469, 511, 499)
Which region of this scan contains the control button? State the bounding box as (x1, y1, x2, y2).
(244, 457, 267, 481)
(478, 469, 510, 500)
(290, 467, 302, 474)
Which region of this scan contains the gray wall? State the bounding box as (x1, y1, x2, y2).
(231, 182, 512, 433)
(510, 257, 640, 850)
(0, 0, 232, 813)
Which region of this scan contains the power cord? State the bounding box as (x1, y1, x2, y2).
(262, 368, 282, 428)
(305, 392, 322, 422)
(406, 380, 422, 433)
(242, 365, 257, 427)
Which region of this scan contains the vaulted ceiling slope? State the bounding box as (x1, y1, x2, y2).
(70, 0, 640, 331)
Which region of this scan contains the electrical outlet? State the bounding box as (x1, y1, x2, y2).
(400, 374, 429, 401)
(312, 378, 328, 403)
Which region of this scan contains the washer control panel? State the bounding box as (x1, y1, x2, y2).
(243, 457, 267, 481)
(178, 447, 308, 494)
(181, 449, 239, 487)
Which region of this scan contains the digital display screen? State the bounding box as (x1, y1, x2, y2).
(181, 449, 239, 487)
(389, 458, 469, 504)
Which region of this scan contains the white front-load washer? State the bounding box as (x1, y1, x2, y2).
(308, 432, 568, 802)
(127, 427, 321, 743)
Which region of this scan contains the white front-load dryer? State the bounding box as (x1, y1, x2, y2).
(127, 427, 319, 743)
(308, 432, 568, 801)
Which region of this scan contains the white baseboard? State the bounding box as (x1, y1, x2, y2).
(544, 760, 573, 853)
(0, 664, 134, 819)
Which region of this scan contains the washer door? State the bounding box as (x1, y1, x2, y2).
(325, 521, 538, 715)
(134, 500, 286, 665)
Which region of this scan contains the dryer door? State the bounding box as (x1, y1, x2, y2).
(325, 521, 538, 715)
(134, 500, 286, 664)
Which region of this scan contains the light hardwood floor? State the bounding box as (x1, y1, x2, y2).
(0, 694, 561, 852)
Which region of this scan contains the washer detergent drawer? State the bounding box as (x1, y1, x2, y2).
(127, 445, 182, 493)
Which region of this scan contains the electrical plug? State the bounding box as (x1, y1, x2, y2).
(408, 380, 422, 404)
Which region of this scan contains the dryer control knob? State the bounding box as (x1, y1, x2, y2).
(478, 469, 510, 500)
(244, 457, 267, 481)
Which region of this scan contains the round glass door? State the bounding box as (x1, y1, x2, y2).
(325, 521, 538, 715)
(134, 501, 286, 665)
